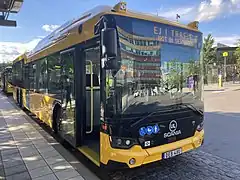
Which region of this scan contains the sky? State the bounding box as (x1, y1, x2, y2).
(0, 0, 240, 63)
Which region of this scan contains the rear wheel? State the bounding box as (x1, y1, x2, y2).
(53, 106, 61, 134)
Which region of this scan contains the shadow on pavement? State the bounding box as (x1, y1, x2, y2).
(203, 111, 240, 164)
(204, 89, 224, 92)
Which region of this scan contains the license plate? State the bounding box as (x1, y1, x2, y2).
(162, 148, 182, 159)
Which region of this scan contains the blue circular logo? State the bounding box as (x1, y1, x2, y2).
(146, 126, 153, 135)
(153, 124, 160, 134)
(139, 127, 146, 137)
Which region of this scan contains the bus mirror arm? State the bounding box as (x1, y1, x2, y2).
(103, 57, 118, 70)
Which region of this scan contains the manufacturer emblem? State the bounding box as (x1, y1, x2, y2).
(164, 120, 181, 138)
(169, 120, 177, 132)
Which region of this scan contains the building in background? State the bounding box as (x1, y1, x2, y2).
(207, 43, 238, 83)
(216, 44, 237, 65)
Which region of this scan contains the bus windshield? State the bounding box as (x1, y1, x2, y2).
(106, 15, 203, 116)
(6, 68, 12, 84)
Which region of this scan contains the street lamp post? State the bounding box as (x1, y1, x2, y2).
(223, 52, 228, 83)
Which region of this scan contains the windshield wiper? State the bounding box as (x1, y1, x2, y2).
(129, 103, 203, 128)
(130, 111, 156, 128)
(129, 106, 179, 128)
(173, 103, 203, 115)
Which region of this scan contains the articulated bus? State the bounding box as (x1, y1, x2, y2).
(11, 2, 204, 169)
(1, 66, 13, 94)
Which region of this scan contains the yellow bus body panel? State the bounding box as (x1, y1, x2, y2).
(12, 86, 17, 101)
(7, 86, 13, 94)
(21, 89, 27, 107)
(29, 92, 56, 128)
(100, 130, 204, 168)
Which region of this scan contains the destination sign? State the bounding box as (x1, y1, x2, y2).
(153, 26, 199, 47)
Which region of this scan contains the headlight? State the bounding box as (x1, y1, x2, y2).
(196, 121, 204, 132)
(109, 136, 138, 149)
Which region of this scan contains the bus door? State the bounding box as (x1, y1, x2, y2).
(59, 49, 77, 146)
(78, 46, 100, 165)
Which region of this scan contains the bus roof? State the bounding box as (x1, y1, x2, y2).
(13, 53, 28, 64)
(27, 2, 201, 62)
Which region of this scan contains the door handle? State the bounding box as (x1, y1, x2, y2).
(86, 60, 93, 134)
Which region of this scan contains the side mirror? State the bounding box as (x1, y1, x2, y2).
(101, 28, 118, 70)
(101, 28, 117, 58)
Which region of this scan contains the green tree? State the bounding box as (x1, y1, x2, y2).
(202, 34, 217, 84)
(166, 59, 182, 91)
(0, 62, 11, 72)
(234, 39, 240, 73)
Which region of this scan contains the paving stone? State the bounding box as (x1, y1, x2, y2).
(25, 159, 47, 171)
(4, 164, 27, 176)
(1, 152, 21, 161)
(0, 149, 19, 156)
(49, 160, 73, 172)
(33, 173, 58, 180)
(0, 135, 12, 140)
(19, 146, 39, 157)
(33, 143, 50, 150)
(26, 133, 42, 140)
(21, 154, 43, 162)
(37, 146, 55, 154)
(68, 176, 85, 180)
(0, 167, 5, 177)
(41, 150, 60, 159)
(14, 140, 33, 146)
(55, 169, 80, 180)
(29, 166, 53, 179)
(44, 155, 65, 165)
(6, 171, 31, 180)
(3, 159, 24, 168)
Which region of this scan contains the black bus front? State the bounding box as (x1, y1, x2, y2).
(99, 14, 204, 168)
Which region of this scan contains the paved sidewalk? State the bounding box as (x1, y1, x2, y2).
(204, 82, 240, 92)
(0, 93, 96, 180)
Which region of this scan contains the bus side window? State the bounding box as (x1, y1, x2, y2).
(86, 74, 99, 87)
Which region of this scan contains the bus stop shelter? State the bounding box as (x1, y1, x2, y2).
(0, 0, 23, 27)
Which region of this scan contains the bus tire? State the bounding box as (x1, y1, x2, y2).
(53, 105, 61, 134)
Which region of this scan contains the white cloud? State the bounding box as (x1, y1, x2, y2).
(42, 24, 60, 32)
(0, 38, 42, 63)
(213, 35, 240, 46)
(195, 0, 240, 22)
(155, 0, 240, 22)
(156, 7, 194, 20)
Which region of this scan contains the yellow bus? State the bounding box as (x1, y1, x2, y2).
(12, 53, 28, 108)
(1, 66, 13, 94)
(11, 2, 204, 169)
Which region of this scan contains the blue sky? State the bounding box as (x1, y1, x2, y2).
(0, 0, 240, 62)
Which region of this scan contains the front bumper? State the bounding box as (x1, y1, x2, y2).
(100, 129, 204, 169)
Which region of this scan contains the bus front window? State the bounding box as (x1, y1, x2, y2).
(105, 15, 203, 117)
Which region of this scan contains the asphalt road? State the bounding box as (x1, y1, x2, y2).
(106, 87, 240, 180)
(203, 88, 240, 164)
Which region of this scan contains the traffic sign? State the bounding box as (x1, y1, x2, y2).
(223, 52, 228, 57)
